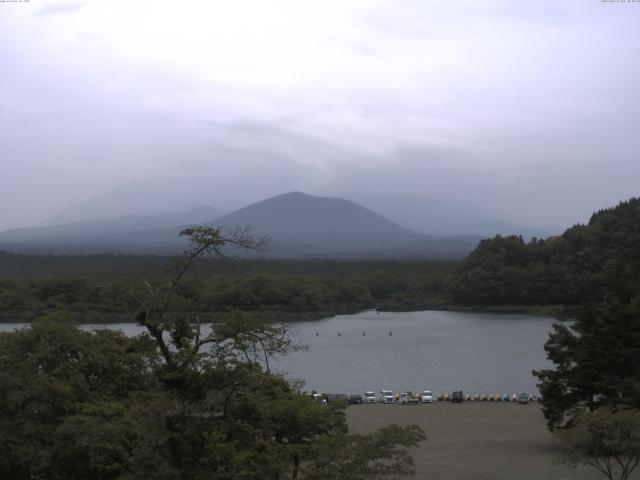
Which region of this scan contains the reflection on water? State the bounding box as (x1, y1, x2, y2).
(0, 310, 556, 396)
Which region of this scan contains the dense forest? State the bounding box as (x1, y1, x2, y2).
(1, 197, 638, 321)
(0, 254, 454, 321)
(448, 197, 640, 307)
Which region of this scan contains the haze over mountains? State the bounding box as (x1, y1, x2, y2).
(349, 193, 560, 238)
(0, 206, 221, 243)
(41, 180, 231, 226)
(0, 192, 484, 258)
(36, 178, 558, 236)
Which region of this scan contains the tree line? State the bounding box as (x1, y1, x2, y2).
(448, 197, 640, 307)
(0, 257, 454, 321)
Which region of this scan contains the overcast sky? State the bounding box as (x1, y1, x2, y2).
(1, 0, 639, 231)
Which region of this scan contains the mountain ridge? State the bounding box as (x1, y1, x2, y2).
(213, 191, 423, 242)
(0, 192, 479, 258)
(0, 206, 221, 243)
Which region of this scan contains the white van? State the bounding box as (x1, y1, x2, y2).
(380, 390, 395, 404)
(364, 391, 377, 403)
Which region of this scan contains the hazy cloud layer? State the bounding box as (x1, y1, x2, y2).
(0, 0, 638, 231)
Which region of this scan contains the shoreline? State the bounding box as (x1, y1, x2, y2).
(0, 308, 360, 324)
(382, 304, 577, 319)
(0, 304, 574, 324)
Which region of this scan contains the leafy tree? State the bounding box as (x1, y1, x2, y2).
(125, 226, 425, 478)
(449, 197, 640, 307)
(0, 226, 426, 479)
(302, 424, 426, 480)
(0, 313, 163, 480)
(534, 294, 640, 430)
(554, 407, 640, 480)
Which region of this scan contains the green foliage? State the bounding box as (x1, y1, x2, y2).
(206, 275, 373, 313)
(0, 257, 455, 321)
(302, 424, 426, 480)
(51, 398, 175, 480)
(0, 313, 163, 479)
(449, 197, 640, 306)
(554, 407, 640, 480)
(0, 227, 426, 479)
(0, 312, 425, 480)
(534, 295, 640, 429)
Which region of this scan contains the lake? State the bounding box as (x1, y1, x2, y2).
(0, 310, 556, 396)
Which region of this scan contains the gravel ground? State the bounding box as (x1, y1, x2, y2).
(346, 402, 618, 480)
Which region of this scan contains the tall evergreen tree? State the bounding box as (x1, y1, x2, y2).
(535, 294, 640, 429)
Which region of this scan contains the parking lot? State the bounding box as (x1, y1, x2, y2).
(346, 402, 606, 480)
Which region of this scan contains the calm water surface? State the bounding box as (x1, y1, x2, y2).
(1, 310, 556, 396)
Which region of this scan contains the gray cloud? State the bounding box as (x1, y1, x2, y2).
(0, 0, 638, 233)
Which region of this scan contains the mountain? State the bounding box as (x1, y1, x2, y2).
(214, 191, 419, 244)
(0, 192, 479, 258)
(41, 177, 265, 225)
(0, 206, 222, 253)
(41, 177, 558, 238)
(173, 206, 223, 225)
(211, 192, 477, 258)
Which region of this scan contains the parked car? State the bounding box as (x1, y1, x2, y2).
(348, 394, 364, 405)
(399, 391, 420, 405)
(421, 390, 433, 403)
(518, 392, 529, 404)
(451, 391, 464, 403)
(364, 391, 377, 403)
(325, 394, 348, 404)
(380, 390, 395, 404)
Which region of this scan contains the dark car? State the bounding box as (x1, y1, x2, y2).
(326, 394, 348, 404)
(451, 391, 464, 403)
(348, 394, 364, 405)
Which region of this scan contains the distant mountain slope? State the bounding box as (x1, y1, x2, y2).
(209, 192, 477, 258)
(174, 206, 222, 225)
(0, 206, 220, 245)
(42, 179, 228, 225)
(349, 193, 560, 237)
(214, 191, 420, 244)
(0, 192, 479, 258)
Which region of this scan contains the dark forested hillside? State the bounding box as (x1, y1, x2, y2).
(448, 197, 640, 306)
(0, 252, 456, 321)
